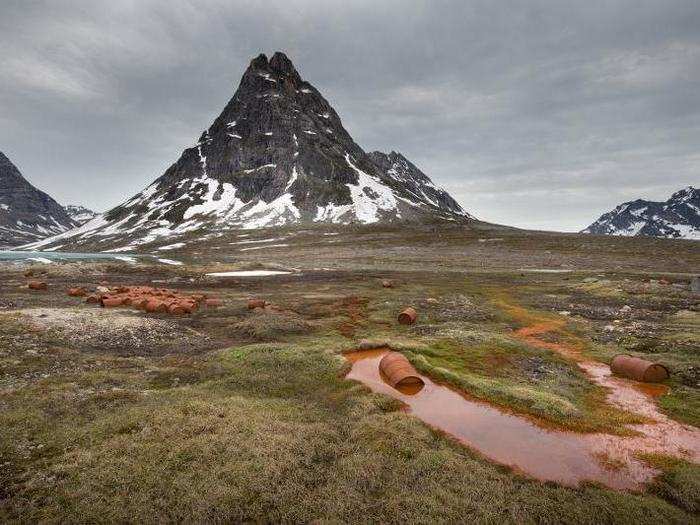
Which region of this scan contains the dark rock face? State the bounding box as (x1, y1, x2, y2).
(29, 52, 471, 251)
(0, 151, 76, 247)
(582, 187, 699, 240)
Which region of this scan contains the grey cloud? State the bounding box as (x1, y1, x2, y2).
(0, 0, 698, 231)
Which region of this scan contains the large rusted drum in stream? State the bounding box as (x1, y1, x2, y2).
(610, 354, 669, 383)
(379, 352, 424, 390)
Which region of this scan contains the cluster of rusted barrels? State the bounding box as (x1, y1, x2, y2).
(68, 285, 222, 315)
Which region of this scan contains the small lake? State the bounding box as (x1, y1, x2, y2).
(0, 250, 141, 263)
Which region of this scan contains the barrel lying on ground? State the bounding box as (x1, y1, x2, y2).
(610, 354, 669, 383)
(398, 307, 417, 325)
(379, 351, 424, 390)
(27, 280, 47, 291)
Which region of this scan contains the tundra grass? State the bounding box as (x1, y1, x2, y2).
(380, 285, 646, 433)
(2, 257, 699, 522)
(1, 340, 695, 523)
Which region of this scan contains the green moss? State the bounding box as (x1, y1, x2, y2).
(637, 454, 700, 514)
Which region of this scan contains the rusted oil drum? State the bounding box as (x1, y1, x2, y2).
(132, 297, 149, 309)
(27, 280, 47, 290)
(398, 307, 417, 325)
(103, 296, 126, 307)
(145, 299, 168, 313)
(168, 302, 188, 315)
(248, 298, 266, 309)
(379, 352, 424, 389)
(610, 354, 669, 383)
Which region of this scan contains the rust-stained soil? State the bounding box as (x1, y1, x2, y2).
(345, 348, 699, 490)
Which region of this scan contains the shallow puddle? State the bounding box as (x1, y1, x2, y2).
(513, 320, 700, 469)
(345, 349, 700, 490)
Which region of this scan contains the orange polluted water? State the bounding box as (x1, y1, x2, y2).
(345, 349, 700, 490)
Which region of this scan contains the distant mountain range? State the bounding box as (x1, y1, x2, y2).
(26, 52, 471, 252)
(63, 204, 97, 225)
(582, 186, 699, 240)
(0, 151, 83, 247)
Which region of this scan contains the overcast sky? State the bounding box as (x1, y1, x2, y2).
(1, 0, 698, 231)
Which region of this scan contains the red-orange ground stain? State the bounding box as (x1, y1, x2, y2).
(344, 296, 700, 490)
(346, 349, 654, 490)
(633, 383, 669, 398)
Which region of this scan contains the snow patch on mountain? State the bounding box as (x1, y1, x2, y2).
(582, 186, 699, 240)
(22, 52, 472, 251)
(63, 204, 97, 225)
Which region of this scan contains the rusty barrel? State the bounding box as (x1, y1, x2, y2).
(248, 298, 266, 309)
(168, 302, 188, 315)
(398, 307, 417, 325)
(145, 299, 168, 313)
(28, 280, 47, 290)
(610, 354, 669, 383)
(101, 296, 124, 307)
(379, 351, 424, 389)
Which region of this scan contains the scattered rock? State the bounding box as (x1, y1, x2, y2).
(691, 276, 700, 294)
(357, 339, 388, 350)
(381, 279, 394, 288)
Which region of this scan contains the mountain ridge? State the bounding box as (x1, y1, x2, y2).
(0, 151, 77, 247)
(582, 186, 699, 240)
(27, 52, 471, 251)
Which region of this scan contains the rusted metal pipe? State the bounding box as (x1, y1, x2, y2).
(398, 307, 417, 325)
(610, 354, 669, 383)
(379, 351, 424, 390)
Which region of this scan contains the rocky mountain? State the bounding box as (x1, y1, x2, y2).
(582, 186, 699, 240)
(27, 52, 471, 251)
(0, 151, 77, 247)
(63, 204, 97, 225)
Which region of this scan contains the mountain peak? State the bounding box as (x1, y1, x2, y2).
(0, 151, 76, 247)
(27, 53, 472, 251)
(582, 186, 699, 240)
(249, 53, 269, 70)
(269, 51, 297, 75)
